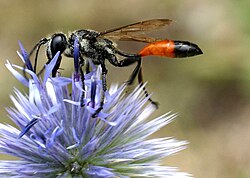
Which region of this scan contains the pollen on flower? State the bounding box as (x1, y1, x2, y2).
(0, 41, 191, 177)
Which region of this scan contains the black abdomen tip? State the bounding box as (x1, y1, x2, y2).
(174, 41, 203, 58)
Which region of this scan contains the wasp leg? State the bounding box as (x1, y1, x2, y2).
(137, 67, 159, 108)
(127, 59, 141, 85)
(79, 57, 86, 107)
(92, 62, 108, 118)
(108, 52, 158, 108)
(115, 50, 143, 85)
(127, 58, 158, 108)
(85, 59, 90, 74)
(108, 53, 140, 84)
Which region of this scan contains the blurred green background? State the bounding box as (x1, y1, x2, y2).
(0, 0, 250, 177)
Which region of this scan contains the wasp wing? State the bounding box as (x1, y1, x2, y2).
(100, 19, 172, 43)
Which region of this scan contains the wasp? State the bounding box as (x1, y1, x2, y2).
(27, 19, 203, 117)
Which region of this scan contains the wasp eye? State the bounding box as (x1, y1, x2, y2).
(50, 34, 67, 56)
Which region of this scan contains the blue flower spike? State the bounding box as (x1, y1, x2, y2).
(18, 41, 33, 72)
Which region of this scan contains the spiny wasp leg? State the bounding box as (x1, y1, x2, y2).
(114, 51, 158, 108)
(137, 67, 159, 109)
(126, 59, 141, 85)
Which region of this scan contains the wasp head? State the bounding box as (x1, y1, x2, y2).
(47, 33, 67, 60)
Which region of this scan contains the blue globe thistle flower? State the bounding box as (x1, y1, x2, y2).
(0, 40, 191, 177)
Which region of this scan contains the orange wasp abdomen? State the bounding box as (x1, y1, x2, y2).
(139, 40, 176, 58)
(139, 40, 203, 58)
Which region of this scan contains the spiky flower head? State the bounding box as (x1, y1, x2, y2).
(0, 40, 190, 177)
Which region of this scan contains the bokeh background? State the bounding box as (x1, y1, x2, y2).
(0, 0, 250, 177)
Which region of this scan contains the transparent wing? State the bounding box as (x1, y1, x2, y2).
(100, 19, 172, 43)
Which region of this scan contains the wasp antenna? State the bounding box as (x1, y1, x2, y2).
(28, 38, 48, 73)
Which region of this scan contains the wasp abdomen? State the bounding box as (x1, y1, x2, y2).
(139, 40, 202, 58)
(139, 40, 175, 58)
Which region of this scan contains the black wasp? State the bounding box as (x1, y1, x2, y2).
(27, 19, 203, 117)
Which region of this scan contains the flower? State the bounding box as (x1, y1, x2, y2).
(0, 40, 190, 177)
